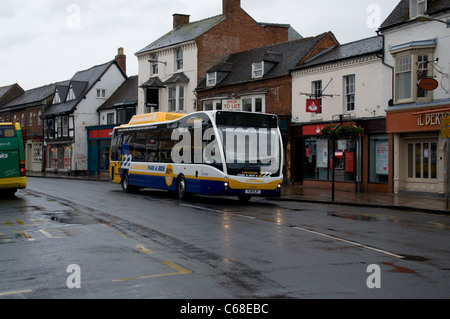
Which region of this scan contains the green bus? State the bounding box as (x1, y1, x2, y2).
(0, 123, 26, 197)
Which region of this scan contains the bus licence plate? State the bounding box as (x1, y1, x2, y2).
(245, 189, 261, 195)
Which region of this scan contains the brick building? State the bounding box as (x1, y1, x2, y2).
(0, 83, 57, 172)
(135, 0, 301, 115)
(196, 32, 339, 180)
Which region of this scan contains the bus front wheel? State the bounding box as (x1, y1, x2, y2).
(176, 175, 187, 200)
(238, 194, 251, 202)
(121, 172, 137, 193)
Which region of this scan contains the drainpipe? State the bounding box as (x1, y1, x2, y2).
(376, 30, 394, 105)
(376, 30, 395, 194)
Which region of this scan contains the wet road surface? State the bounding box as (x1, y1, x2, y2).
(1, 177, 449, 299)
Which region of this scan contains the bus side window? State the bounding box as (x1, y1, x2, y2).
(111, 132, 123, 161)
(159, 128, 176, 163)
(135, 131, 147, 162)
(146, 130, 160, 163)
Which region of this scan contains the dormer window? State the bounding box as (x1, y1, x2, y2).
(252, 62, 264, 78)
(410, 0, 427, 19)
(67, 85, 76, 101)
(207, 72, 217, 87)
(53, 89, 61, 104)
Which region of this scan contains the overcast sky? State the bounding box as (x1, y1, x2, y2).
(0, 0, 399, 90)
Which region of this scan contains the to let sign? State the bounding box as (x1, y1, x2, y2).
(222, 99, 242, 111)
(442, 116, 450, 138)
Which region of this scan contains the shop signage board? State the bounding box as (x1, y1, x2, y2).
(222, 99, 242, 112)
(306, 99, 321, 113)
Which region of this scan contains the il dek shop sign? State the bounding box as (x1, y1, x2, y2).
(416, 110, 450, 126)
(387, 107, 450, 133)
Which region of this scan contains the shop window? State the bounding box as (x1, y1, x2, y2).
(146, 89, 159, 112)
(407, 142, 437, 179)
(203, 100, 222, 111)
(242, 96, 265, 113)
(304, 136, 356, 182)
(369, 135, 389, 183)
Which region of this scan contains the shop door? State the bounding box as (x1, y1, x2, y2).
(88, 140, 98, 175)
(57, 147, 65, 169)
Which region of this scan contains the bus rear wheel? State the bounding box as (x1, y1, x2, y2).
(176, 175, 187, 200)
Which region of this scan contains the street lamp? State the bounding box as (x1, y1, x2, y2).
(416, 14, 450, 28)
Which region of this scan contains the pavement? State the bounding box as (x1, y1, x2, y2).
(27, 172, 450, 215)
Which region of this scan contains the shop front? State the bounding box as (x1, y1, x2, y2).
(387, 103, 449, 195)
(292, 118, 390, 193)
(45, 142, 73, 173)
(87, 125, 115, 176)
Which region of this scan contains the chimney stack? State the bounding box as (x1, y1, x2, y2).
(115, 47, 126, 75)
(173, 14, 190, 29)
(223, 0, 241, 16)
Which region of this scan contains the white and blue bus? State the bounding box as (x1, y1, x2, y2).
(109, 111, 283, 201)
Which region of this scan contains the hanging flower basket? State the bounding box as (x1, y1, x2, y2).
(320, 122, 364, 140)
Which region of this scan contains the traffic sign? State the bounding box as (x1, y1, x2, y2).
(443, 116, 450, 138)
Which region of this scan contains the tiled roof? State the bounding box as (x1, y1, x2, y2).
(380, 0, 450, 30)
(297, 36, 383, 70)
(1, 82, 59, 111)
(0, 84, 25, 107)
(136, 16, 302, 55)
(197, 32, 332, 90)
(98, 75, 138, 111)
(136, 15, 224, 55)
(42, 61, 118, 117)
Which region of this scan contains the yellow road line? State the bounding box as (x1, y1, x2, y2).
(0, 289, 32, 297)
(39, 229, 59, 239)
(115, 231, 128, 239)
(136, 245, 153, 255)
(20, 231, 34, 241)
(164, 261, 192, 274)
(15, 219, 24, 226)
(112, 261, 192, 282)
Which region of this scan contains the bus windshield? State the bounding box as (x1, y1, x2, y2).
(216, 112, 281, 177)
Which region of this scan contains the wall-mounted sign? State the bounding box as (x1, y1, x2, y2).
(418, 78, 439, 91)
(306, 99, 321, 113)
(442, 116, 450, 138)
